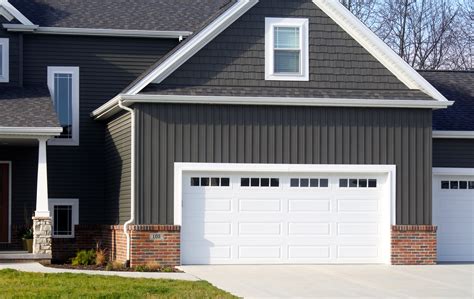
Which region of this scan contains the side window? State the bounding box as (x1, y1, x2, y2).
(47, 67, 80, 146)
(49, 198, 79, 238)
(0, 38, 9, 83)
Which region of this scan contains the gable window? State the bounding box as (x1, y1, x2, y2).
(265, 18, 309, 81)
(47, 67, 80, 146)
(0, 38, 9, 83)
(49, 198, 79, 238)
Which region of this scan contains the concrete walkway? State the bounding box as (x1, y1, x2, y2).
(180, 264, 474, 298)
(0, 262, 198, 281)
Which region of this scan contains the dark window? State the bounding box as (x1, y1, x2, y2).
(368, 179, 377, 188)
(300, 179, 309, 187)
(211, 178, 220, 187)
(441, 181, 450, 189)
(310, 179, 319, 187)
(450, 181, 459, 189)
(320, 179, 329, 188)
(271, 178, 280, 187)
(339, 179, 348, 188)
(290, 178, 299, 187)
(261, 178, 270, 187)
(359, 179, 368, 188)
(191, 177, 200, 186)
(54, 205, 72, 236)
(241, 178, 250, 187)
(200, 177, 209, 186)
(460, 181, 468, 189)
(469, 181, 474, 189)
(251, 178, 260, 187)
(221, 178, 230, 187)
(349, 179, 358, 188)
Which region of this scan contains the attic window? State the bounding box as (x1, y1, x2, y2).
(0, 38, 9, 83)
(265, 18, 309, 81)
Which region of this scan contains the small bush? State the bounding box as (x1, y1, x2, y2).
(71, 250, 96, 266)
(105, 260, 124, 271)
(134, 265, 148, 272)
(95, 249, 108, 266)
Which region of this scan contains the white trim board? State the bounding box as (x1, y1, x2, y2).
(92, 94, 453, 120)
(48, 198, 79, 238)
(0, 127, 62, 136)
(117, 0, 448, 105)
(433, 131, 474, 139)
(433, 168, 474, 176)
(174, 162, 397, 265)
(0, 161, 12, 244)
(0, 38, 9, 83)
(0, 0, 33, 25)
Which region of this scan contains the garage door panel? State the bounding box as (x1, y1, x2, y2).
(337, 223, 379, 235)
(238, 246, 282, 259)
(288, 222, 330, 235)
(337, 199, 379, 212)
(288, 198, 331, 212)
(288, 246, 330, 259)
(238, 222, 282, 236)
(239, 199, 282, 212)
(337, 246, 379, 259)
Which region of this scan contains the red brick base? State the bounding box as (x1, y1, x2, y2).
(52, 225, 180, 267)
(391, 225, 437, 265)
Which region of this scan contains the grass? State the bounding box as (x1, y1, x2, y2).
(0, 269, 237, 299)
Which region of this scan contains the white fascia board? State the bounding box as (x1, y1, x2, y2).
(0, 127, 63, 136)
(433, 168, 474, 176)
(312, 0, 448, 103)
(125, 0, 259, 95)
(0, 0, 33, 25)
(92, 94, 453, 120)
(433, 131, 474, 139)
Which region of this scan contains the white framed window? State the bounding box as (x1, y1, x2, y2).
(265, 18, 309, 81)
(47, 66, 80, 146)
(0, 38, 9, 83)
(49, 198, 79, 238)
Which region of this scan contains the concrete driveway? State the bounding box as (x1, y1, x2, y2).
(180, 264, 474, 298)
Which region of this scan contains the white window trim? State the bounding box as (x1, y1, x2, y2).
(47, 66, 80, 146)
(0, 38, 9, 83)
(265, 18, 309, 81)
(49, 198, 79, 238)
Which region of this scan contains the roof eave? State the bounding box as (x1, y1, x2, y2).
(0, 126, 63, 137)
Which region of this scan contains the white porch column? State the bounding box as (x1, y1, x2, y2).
(35, 137, 50, 217)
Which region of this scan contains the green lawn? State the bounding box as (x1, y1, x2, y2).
(0, 269, 236, 299)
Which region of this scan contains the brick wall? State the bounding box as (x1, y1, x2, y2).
(392, 225, 437, 265)
(51, 224, 180, 266)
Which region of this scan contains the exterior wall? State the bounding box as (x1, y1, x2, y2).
(391, 225, 437, 265)
(135, 104, 433, 226)
(105, 113, 132, 224)
(20, 34, 177, 224)
(433, 139, 474, 168)
(160, 0, 408, 91)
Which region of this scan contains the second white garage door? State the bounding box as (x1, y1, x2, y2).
(181, 170, 391, 265)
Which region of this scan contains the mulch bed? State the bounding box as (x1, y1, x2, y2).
(46, 264, 181, 273)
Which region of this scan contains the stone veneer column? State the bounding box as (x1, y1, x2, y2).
(32, 217, 52, 256)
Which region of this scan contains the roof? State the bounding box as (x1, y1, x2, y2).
(141, 84, 434, 101)
(421, 71, 474, 131)
(0, 85, 60, 128)
(8, 0, 231, 32)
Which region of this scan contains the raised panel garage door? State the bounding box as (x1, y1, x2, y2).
(181, 171, 390, 264)
(433, 174, 474, 262)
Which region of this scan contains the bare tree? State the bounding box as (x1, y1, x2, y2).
(339, 0, 378, 25)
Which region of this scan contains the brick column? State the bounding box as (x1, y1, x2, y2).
(32, 217, 52, 258)
(391, 225, 437, 265)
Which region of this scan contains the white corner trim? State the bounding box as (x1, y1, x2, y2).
(48, 198, 79, 238)
(265, 18, 309, 81)
(0, 0, 34, 25)
(47, 66, 80, 146)
(312, 0, 448, 103)
(174, 162, 396, 264)
(125, 0, 259, 95)
(433, 167, 474, 176)
(0, 127, 62, 136)
(433, 131, 474, 139)
(0, 38, 9, 83)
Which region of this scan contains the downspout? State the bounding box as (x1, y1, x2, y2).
(118, 99, 135, 267)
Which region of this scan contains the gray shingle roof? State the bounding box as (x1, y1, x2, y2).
(141, 84, 434, 101)
(421, 71, 474, 131)
(0, 86, 60, 128)
(9, 0, 232, 32)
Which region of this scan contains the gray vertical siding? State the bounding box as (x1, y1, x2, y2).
(135, 104, 433, 226)
(105, 112, 132, 224)
(433, 139, 474, 168)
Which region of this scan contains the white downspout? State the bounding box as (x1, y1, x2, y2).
(118, 99, 135, 266)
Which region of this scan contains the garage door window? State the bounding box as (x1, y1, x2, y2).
(290, 178, 328, 188)
(339, 178, 377, 188)
(441, 180, 474, 190)
(241, 177, 279, 187)
(191, 177, 230, 187)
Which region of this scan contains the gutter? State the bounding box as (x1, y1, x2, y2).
(117, 100, 135, 267)
(433, 131, 474, 139)
(0, 126, 62, 136)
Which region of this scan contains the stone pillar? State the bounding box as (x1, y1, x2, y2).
(32, 217, 52, 257)
(391, 225, 437, 265)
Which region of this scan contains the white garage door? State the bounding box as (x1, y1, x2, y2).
(181, 170, 390, 265)
(433, 174, 474, 262)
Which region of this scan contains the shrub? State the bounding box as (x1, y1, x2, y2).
(71, 250, 96, 266)
(105, 260, 124, 271)
(95, 249, 108, 266)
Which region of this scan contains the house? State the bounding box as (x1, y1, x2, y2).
(0, 0, 471, 266)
